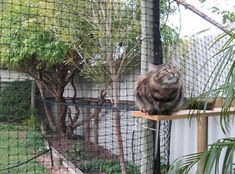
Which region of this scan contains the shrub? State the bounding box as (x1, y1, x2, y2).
(23, 114, 41, 130)
(0, 80, 32, 122)
(80, 160, 140, 174)
(66, 140, 86, 161)
(26, 130, 46, 153)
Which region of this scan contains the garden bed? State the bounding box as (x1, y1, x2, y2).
(46, 135, 123, 174)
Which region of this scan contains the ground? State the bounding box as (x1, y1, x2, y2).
(44, 134, 117, 174)
(37, 155, 69, 174)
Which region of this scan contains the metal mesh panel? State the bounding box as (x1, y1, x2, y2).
(0, 0, 233, 174)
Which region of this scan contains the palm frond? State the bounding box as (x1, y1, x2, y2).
(172, 29, 235, 174)
(169, 138, 235, 174)
(189, 31, 235, 133)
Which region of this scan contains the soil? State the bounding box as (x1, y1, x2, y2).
(42, 134, 118, 174)
(37, 154, 70, 174)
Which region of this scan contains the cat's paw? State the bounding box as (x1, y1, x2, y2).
(147, 109, 158, 115)
(141, 108, 148, 113)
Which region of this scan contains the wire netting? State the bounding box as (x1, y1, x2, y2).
(0, 0, 233, 174)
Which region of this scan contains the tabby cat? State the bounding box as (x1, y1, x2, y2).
(135, 64, 184, 115)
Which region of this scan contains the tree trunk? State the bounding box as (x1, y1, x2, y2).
(112, 76, 127, 174)
(31, 80, 36, 109)
(36, 80, 55, 131)
(83, 101, 91, 144)
(93, 90, 106, 146)
(55, 94, 67, 135)
(67, 106, 80, 139)
(93, 108, 100, 145)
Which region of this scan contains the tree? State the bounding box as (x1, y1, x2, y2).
(0, 0, 93, 134)
(72, 0, 180, 173)
(80, 1, 141, 173)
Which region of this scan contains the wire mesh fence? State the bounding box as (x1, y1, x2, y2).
(0, 0, 233, 174)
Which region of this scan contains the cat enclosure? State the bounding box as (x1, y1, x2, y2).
(0, 0, 234, 174)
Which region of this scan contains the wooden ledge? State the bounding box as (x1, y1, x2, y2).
(132, 107, 235, 121)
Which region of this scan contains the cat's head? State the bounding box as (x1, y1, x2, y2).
(150, 64, 181, 85)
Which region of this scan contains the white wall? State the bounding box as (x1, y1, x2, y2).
(0, 70, 31, 82)
(170, 116, 235, 173)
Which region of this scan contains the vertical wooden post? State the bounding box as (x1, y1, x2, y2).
(197, 116, 208, 174)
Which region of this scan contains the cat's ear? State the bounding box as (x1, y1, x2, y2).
(148, 63, 161, 71)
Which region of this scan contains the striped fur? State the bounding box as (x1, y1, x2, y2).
(135, 64, 184, 115)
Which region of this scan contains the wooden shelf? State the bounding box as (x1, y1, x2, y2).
(132, 107, 235, 121)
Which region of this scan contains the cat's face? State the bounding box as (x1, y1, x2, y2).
(151, 65, 181, 85)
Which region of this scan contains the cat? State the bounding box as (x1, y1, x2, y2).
(135, 64, 184, 115)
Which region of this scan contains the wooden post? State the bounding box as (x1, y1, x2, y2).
(197, 116, 207, 153)
(197, 116, 208, 174)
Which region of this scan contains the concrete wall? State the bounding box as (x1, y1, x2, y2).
(0, 70, 31, 82)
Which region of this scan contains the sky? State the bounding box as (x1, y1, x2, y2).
(168, 0, 235, 37)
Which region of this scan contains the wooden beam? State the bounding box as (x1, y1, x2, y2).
(173, 0, 233, 37)
(132, 107, 235, 121)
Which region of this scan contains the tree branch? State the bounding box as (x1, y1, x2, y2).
(174, 0, 233, 36)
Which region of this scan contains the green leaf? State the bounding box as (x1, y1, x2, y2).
(169, 138, 235, 174)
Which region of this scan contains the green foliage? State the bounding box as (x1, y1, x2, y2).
(0, 123, 26, 131)
(0, 80, 32, 122)
(211, 7, 235, 24)
(169, 138, 235, 174)
(0, 124, 17, 131)
(26, 130, 46, 153)
(66, 140, 86, 161)
(199, 1, 235, 24)
(0, 0, 92, 70)
(80, 159, 140, 174)
(1, 27, 69, 69)
(169, 28, 235, 174)
(162, 25, 181, 47)
(23, 114, 41, 130)
(0, 127, 48, 173)
(197, 33, 235, 133)
(81, 0, 141, 82)
(81, 0, 180, 82)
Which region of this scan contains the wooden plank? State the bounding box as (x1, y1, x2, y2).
(132, 107, 235, 121)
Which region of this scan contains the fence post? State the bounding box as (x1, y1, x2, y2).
(197, 116, 208, 174)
